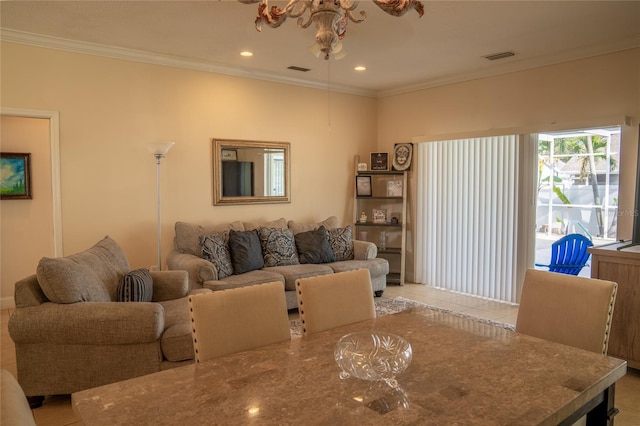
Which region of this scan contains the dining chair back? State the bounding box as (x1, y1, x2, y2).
(516, 269, 617, 355)
(188, 281, 291, 362)
(295, 269, 376, 335)
(535, 233, 594, 275)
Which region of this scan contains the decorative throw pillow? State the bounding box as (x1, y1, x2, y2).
(117, 268, 153, 302)
(328, 226, 354, 261)
(199, 232, 234, 279)
(257, 227, 300, 267)
(295, 226, 336, 264)
(228, 229, 265, 274)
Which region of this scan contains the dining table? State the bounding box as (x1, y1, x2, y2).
(72, 307, 627, 425)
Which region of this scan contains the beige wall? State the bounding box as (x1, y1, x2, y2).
(0, 41, 377, 306)
(377, 48, 640, 280)
(1, 116, 54, 302)
(1, 40, 639, 306)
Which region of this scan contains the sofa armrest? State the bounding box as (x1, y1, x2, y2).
(151, 270, 189, 301)
(8, 302, 164, 345)
(353, 240, 378, 260)
(166, 250, 217, 288)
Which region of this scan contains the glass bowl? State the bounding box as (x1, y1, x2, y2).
(334, 331, 412, 388)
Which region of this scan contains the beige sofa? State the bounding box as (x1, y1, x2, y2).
(8, 236, 206, 406)
(167, 216, 389, 309)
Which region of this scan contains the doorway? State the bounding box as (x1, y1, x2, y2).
(535, 126, 621, 276)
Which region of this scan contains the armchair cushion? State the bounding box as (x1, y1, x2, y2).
(117, 268, 153, 302)
(199, 232, 234, 279)
(258, 227, 300, 267)
(327, 226, 354, 261)
(229, 230, 264, 274)
(35, 236, 130, 303)
(295, 226, 335, 264)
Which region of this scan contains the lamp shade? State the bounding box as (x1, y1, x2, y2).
(147, 142, 175, 156)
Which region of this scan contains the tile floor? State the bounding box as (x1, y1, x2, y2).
(2, 283, 639, 425)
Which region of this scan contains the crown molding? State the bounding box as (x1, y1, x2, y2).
(0, 29, 377, 98)
(2, 29, 638, 99)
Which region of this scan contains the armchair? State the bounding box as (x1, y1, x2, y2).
(8, 237, 203, 407)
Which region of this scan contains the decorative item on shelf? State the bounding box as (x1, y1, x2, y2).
(392, 143, 413, 171)
(356, 175, 372, 197)
(391, 217, 399, 224)
(372, 208, 387, 224)
(239, 0, 424, 61)
(334, 331, 413, 389)
(387, 179, 403, 197)
(221, 149, 237, 161)
(380, 231, 387, 250)
(358, 231, 368, 241)
(370, 152, 389, 171)
(357, 162, 368, 171)
(359, 211, 368, 223)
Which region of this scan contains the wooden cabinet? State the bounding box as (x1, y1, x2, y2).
(354, 170, 407, 285)
(589, 242, 640, 368)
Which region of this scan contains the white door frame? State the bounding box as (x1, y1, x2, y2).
(1, 107, 63, 256)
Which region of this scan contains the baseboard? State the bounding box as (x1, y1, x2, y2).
(1, 296, 16, 310)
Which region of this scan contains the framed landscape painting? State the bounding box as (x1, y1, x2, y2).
(1, 152, 32, 200)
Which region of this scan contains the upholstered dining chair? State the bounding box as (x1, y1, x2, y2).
(516, 269, 618, 355)
(188, 281, 291, 362)
(295, 269, 376, 335)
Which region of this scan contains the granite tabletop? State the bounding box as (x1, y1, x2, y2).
(72, 307, 627, 425)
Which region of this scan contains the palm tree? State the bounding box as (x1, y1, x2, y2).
(561, 135, 617, 237)
(538, 134, 617, 237)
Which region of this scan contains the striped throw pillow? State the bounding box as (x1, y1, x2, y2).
(117, 268, 153, 302)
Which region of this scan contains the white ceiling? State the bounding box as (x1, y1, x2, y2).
(1, 0, 639, 97)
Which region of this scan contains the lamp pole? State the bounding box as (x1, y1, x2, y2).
(148, 142, 175, 270)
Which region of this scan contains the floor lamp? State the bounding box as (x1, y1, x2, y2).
(147, 142, 175, 270)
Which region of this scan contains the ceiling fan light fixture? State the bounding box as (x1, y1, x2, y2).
(240, 0, 424, 60)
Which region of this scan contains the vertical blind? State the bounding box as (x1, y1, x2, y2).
(416, 135, 520, 303)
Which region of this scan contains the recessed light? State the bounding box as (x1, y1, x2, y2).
(240, 51, 254, 57)
(354, 66, 366, 72)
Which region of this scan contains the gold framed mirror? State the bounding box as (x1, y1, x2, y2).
(213, 139, 291, 205)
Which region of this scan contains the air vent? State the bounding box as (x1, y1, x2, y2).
(483, 51, 516, 61)
(287, 66, 311, 72)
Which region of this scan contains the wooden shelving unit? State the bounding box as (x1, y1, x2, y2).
(354, 169, 407, 285)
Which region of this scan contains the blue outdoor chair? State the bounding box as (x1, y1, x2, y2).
(535, 233, 594, 276)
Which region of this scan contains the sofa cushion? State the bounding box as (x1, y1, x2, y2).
(117, 268, 153, 302)
(264, 264, 334, 291)
(200, 232, 234, 279)
(159, 298, 194, 362)
(258, 227, 300, 267)
(175, 221, 244, 256)
(327, 258, 389, 279)
(243, 217, 287, 231)
(229, 230, 265, 274)
(295, 226, 336, 264)
(327, 226, 354, 261)
(36, 236, 131, 303)
(288, 216, 339, 235)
